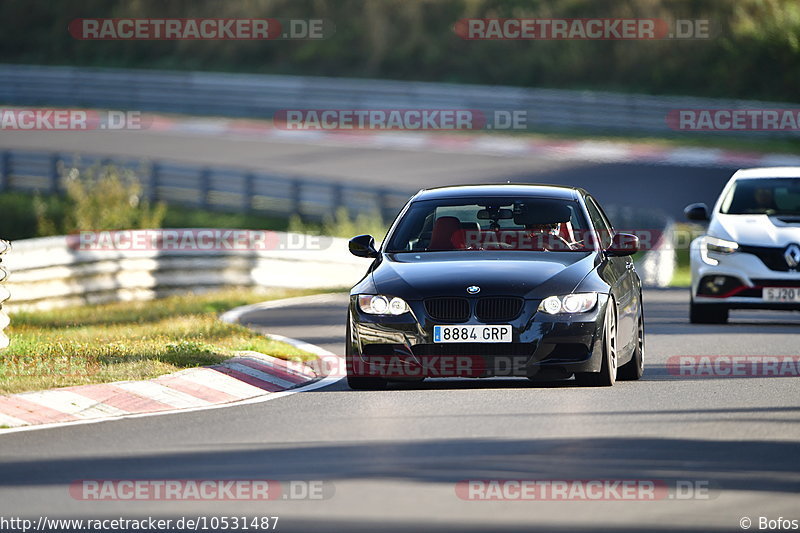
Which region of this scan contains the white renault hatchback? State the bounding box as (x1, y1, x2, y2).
(685, 167, 800, 323)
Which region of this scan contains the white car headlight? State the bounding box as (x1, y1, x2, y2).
(700, 236, 738, 266)
(705, 236, 739, 254)
(358, 295, 409, 315)
(538, 293, 598, 314)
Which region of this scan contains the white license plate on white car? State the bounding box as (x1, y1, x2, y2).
(433, 325, 512, 343)
(763, 287, 800, 302)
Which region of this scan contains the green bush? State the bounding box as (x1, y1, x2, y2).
(162, 205, 289, 232)
(35, 165, 166, 234)
(1, 190, 385, 241)
(0, 193, 62, 240)
(289, 207, 388, 239)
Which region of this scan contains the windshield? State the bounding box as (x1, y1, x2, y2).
(384, 197, 596, 252)
(720, 178, 800, 215)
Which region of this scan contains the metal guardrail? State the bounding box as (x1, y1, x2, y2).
(0, 239, 10, 349)
(0, 63, 797, 138)
(1, 148, 671, 236)
(0, 149, 411, 222)
(0, 146, 671, 239)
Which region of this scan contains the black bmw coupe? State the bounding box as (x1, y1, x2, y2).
(346, 184, 644, 389)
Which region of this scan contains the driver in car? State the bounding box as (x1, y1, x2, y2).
(523, 222, 573, 250)
(753, 186, 777, 212)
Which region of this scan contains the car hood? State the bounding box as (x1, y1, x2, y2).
(371, 251, 596, 300)
(710, 214, 800, 247)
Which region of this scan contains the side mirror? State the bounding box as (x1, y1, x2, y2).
(684, 203, 710, 222)
(349, 234, 379, 258)
(606, 233, 639, 257)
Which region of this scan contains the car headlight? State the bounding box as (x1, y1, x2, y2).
(705, 236, 739, 255)
(700, 236, 738, 266)
(538, 293, 598, 314)
(358, 294, 410, 315)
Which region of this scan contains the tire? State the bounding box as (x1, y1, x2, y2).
(575, 300, 618, 387)
(618, 308, 644, 381)
(345, 316, 387, 391)
(689, 299, 729, 324)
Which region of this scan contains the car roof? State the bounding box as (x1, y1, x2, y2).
(732, 167, 800, 179)
(412, 183, 582, 202)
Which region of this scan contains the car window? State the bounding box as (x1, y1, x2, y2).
(719, 178, 800, 215)
(584, 197, 613, 248)
(384, 197, 593, 252)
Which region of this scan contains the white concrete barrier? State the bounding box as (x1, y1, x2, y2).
(3, 232, 367, 312)
(0, 239, 10, 348)
(2, 227, 672, 316)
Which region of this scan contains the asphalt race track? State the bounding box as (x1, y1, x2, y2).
(0, 290, 798, 532)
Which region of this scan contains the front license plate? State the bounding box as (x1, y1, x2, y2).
(763, 287, 800, 302)
(433, 325, 512, 343)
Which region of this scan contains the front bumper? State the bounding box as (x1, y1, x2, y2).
(348, 295, 608, 380)
(690, 239, 800, 310)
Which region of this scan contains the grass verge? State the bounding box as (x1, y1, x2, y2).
(0, 192, 294, 241)
(671, 247, 692, 287)
(0, 287, 336, 395)
(669, 223, 705, 287)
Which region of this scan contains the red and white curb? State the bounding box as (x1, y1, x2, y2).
(147, 114, 800, 169)
(0, 295, 342, 434)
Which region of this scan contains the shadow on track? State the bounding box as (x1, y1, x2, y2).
(0, 437, 798, 498)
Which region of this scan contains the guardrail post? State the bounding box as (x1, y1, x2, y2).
(242, 172, 254, 212)
(378, 188, 391, 222)
(291, 179, 302, 217)
(199, 167, 211, 210)
(148, 161, 160, 203)
(0, 151, 9, 192)
(0, 239, 10, 350)
(49, 154, 60, 195)
(332, 183, 344, 214)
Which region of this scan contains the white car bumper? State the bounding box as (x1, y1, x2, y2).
(690, 237, 800, 308)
